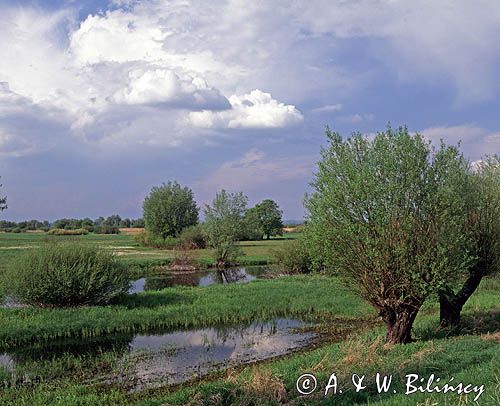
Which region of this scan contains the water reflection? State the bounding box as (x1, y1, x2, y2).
(0, 318, 316, 390)
(130, 266, 267, 293)
(124, 318, 315, 389)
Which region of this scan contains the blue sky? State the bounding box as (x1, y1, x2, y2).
(1, 0, 499, 221)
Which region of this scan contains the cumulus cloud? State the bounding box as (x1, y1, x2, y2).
(1, 0, 500, 157)
(189, 90, 303, 129)
(113, 68, 229, 109)
(420, 125, 500, 160)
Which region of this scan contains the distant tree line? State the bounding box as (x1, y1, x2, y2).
(0, 215, 145, 233)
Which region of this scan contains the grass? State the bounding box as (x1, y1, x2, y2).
(0, 232, 297, 274)
(0, 275, 372, 348)
(0, 277, 497, 405)
(0, 231, 498, 405)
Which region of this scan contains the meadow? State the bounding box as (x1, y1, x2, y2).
(0, 231, 498, 405)
(0, 231, 298, 274)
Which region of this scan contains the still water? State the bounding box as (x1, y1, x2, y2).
(129, 266, 268, 293)
(0, 318, 317, 390)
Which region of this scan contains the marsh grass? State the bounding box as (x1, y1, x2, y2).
(0, 277, 497, 405)
(0, 276, 370, 348)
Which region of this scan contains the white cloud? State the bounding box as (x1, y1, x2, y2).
(1, 0, 500, 157)
(113, 68, 229, 109)
(311, 104, 343, 113)
(189, 90, 303, 129)
(420, 125, 500, 160)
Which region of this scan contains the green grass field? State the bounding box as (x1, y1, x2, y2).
(0, 232, 498, 405)
(0, 232, 299, 273)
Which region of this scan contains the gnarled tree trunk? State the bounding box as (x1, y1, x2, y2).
(439, 263, 484, 328)
(380, 303, 421, 344)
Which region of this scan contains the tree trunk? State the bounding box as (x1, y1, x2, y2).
(439, 294, 462, 328)
(438, 263, 484, 328)
(382, 305, 420, 344)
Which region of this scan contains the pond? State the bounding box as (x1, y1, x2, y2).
(0, 318, 317, 390)
(0, 267, 269, 308)
(129, 266, 268, 293)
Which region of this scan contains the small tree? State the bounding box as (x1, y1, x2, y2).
(252, 199, 284, 239)
(203, 190, 248, 268)
(0, 177, 6, 212)
(143, 181, 199, 239)
(306, 126, 471, 344)
(439, 156, 500, 327)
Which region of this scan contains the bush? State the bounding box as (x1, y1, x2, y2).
(1, 242, 130, 307)
(134, 230, 180, 249)
(272, 239, 312, 274)
(12, 227, 21, 233)
(93, 225, 120, 234)
(179, 224, 206, 249)
(47, 228, 89, 236)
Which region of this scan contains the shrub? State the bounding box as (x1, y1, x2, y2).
(272, 239, 312, 274)
(1, 242, 130, 307)
(93, 225, 120, 234)
(134, 230, 180, 249)
(179, 224, 206, 249)
(47, 228, 89, 236)
(12, 227, 21, 233)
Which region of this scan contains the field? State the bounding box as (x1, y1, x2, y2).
(0, 231, 498, 405)
(0, 231, 299, 274)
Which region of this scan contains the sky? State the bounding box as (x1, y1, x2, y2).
(1, 0, 499, 222)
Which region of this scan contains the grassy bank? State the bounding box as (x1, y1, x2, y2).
(0, 232, 297, 274)
(0, 275, 372, 348)
(0, 277, 497, 405)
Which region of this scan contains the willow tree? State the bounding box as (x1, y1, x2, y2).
(143, 181, 198, 239)
(305, 126, 471, 344)
(203, 190, 248, 268)
(439, 156, 500, 327)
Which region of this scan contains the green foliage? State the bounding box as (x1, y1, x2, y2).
(468, 156, 500, 277)
(179, 224, 207, 249)
(241, 200, 284, 240)
(0, 275, 369, 348)
(93, 225, 120, 234)
(438, 155, 500, 326)
(241, 207, 264, 240)
(272, 238, 312, 273)
(305, 126, 472, 343)
(143, 181, 199, 239)
(203, 190, 247, 267)
(253, 199, 284, 239)
(1, 242, 130, 307)
(134, 229, 180, 249)
(47, 228, 89, 236)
